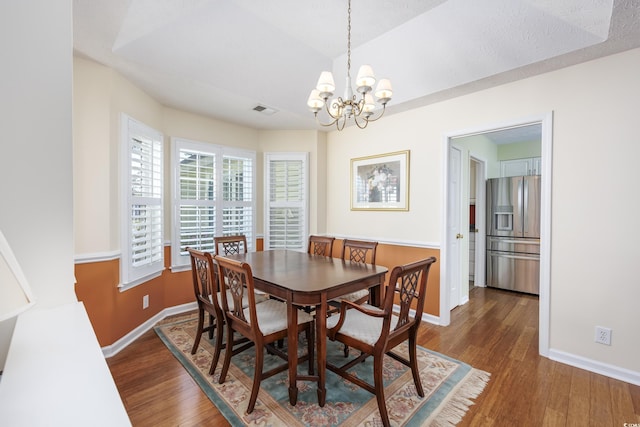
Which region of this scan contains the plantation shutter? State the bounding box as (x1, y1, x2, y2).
(265, 153, 308, 251)
(177, 149, 216, 255)
(171, 140, 256, 268)
(222, 154, 254, 247)
(122, 116, 164, 289)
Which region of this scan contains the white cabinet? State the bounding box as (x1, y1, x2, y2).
(500, 157, 541, 177)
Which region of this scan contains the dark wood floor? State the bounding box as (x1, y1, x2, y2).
(107, 287, 640, 426)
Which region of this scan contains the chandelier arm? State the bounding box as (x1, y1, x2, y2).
(361, 104, 388, 123)
(314, 112, 339, 128)
(353, 115, 369, 129)
(307, 0, 391, 131)
(323, 97, 345, 120)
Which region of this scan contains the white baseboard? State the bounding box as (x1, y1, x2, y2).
(549, 348, 640, 386)
(411, 308, 640, 387)
(106, 302, 440, 358)
(101, 302, 197, 358)
(393, 304, 442, 326)
(421, 312, 441, 325)
(102, 304, 640, 388)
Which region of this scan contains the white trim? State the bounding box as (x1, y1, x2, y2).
(101, 302, 197, 358)
(103, 302, 442, 358)
(441, 112, 553, 347)
(264, 152, 309, 251)
(393, 304, 441, 326)
(169, 264, 191, 273)
(171, 137, 257, 267)
(74, 250, 121, 264)
(329, 234, 440, 250)
(74, 241, 169, 265)
(117, 269, 164, 292)
(549, 349, 640, 387)
(120, 114, 164, 290)
(537, 111, 553, 357)
(0, 230, 36, 322)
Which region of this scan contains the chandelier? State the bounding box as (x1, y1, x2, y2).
(306, 0, 392, 131)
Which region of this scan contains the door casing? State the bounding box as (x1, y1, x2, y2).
(440, 112, 553, 357)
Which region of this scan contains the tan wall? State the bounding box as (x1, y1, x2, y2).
(75, 247, 193, 346)
(326, 48, 640, 373)
(73, 48, 640, 375)
(75, 239, 439, 346)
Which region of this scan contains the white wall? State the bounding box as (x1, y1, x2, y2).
(326, 48, 640, 375)
(258, 130, 328, 235)
(73, 58, 262, 255)
(73, 66, 331, 252)
(0, 1, 75, 369)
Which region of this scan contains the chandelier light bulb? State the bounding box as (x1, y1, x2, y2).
(307, 0, 391, 130)
(363, 93, 376, 115)
(374, 79, 393, 104)
(307, 89, 324, 112)
(356, 65, 376, 93)
(315, 71, 335, 98)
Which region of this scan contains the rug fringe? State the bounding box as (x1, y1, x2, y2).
(427, 368, 491, 427)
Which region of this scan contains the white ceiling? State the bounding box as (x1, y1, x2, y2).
(73, 0, 640, 131)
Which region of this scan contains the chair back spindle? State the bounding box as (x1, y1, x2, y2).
(308, 235, 335, 257)
(214, 235, 248, 256)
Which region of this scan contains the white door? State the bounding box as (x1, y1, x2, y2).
(447, 145, 463, 309)
(471, 155, 486, 287)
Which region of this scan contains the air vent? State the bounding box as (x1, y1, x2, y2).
(252, 104, 278, 115)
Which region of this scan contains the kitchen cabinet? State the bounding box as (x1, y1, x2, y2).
(500, 157, 541, 177)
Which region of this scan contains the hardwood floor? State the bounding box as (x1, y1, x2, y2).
(107, 287, 640, 426)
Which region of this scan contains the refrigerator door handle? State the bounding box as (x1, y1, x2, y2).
(489, 238, 540, 245)
(523, 178, 528, 232)
(488, 252, 539, 261)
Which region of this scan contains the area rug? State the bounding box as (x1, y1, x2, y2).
(154, 315, 490, 426)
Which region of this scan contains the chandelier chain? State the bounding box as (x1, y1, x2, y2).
(306, 0, 392, 130)
(347, 0, 351, 80)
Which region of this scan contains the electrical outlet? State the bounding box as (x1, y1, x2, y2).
(143, 294, 149, 309)
(595, 326, 611, 345)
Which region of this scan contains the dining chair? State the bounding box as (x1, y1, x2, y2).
(215, 254, 316, 414)
(187, 248, 265, 375)
(326, 257, 437, 427)
(328, 239, 379, 355)
(331, 239, 379, 306)
(214, 234, 248, 255)
(308, 235, 335, 257)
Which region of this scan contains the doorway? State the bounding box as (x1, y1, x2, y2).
(468, 156, 485, 290)
(440, 112, 553, 357)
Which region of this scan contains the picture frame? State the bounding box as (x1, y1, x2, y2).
(350, 150, 410, 211)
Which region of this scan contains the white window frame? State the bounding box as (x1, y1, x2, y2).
(119, 114, 164, 291)
(171, 138, 256, 270)
(264, 152, 309, 252)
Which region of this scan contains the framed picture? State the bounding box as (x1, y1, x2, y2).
(350, 150, 409, 211)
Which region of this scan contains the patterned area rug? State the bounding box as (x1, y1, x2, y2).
(155, 315, 490, 426)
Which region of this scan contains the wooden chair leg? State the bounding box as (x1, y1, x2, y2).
(207, 313, 214, 339)
(209, 315, 224, 375)
(247, 346, 264, 414)
(408, 333, 424, 397)
(191, 309, 204, 354)
(373, 354, 390, 427)
(218, 324, 234, 384)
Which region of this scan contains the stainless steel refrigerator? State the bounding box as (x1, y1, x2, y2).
(486, 176, 541, 295)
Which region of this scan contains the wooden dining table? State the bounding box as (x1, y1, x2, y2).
(224, 249, 388, 407)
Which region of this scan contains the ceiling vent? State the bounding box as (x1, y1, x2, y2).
(252, 104, 278, 115)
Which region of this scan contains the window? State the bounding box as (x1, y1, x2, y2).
(264, 152, 309, 251)
(120, 115, 164, 290)
(171, 138, 255, 269)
